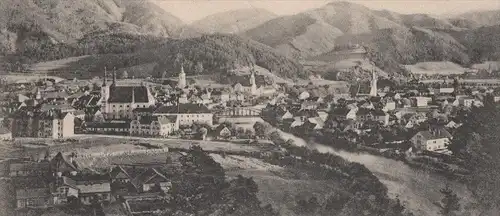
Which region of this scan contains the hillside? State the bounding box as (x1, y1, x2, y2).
(32, 34, 306, 80)
(0, 0, 196, 55)
(449, 10, 500, 27)
(191, 8, 278, 34)
(243, 1, 472, 75)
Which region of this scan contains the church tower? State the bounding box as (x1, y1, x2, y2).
(369, 68, 378, 97)
(250, 67, 257, 95)
(101, 67, 110, 114)
(178, 65, 186, 89)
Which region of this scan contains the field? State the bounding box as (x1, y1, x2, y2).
(404, 61, 466, 75)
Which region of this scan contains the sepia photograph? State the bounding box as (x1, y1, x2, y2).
(1, 0, 500, 215)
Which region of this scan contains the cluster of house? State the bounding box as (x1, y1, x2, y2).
(1, 66, 283, 140)
(263, 73, 500, 155)
(5, 152, 172, 212)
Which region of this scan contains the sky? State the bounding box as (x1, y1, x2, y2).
(153, 0, 500, 23)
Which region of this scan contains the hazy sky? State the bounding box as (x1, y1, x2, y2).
(153, 0, 500, 23)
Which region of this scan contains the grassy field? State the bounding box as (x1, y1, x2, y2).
(404, 61, 466, 75)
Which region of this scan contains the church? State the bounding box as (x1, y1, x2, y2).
(100, 68, 156, 120)
(232, 67, 276, 97)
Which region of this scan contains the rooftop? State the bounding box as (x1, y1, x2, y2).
(154, 104, 211, 114)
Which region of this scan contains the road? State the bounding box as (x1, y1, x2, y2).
(277, 129, 478, 216)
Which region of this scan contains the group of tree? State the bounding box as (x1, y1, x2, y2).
(447, 101, 500, 213)
(171, 146, 277, 215)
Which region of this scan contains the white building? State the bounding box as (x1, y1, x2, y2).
(100, 69, 156, 120)
(410, 127, 452, 154)
(130, 116, 178, 137)
(154, 104, 213, 126)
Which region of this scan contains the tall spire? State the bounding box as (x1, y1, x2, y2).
(131, 87, 135, 103)
(369, 67, 378, 97)
(102, 67, 107, 87)
(178, 65, 186, 89)
(112, 67, 117, 86)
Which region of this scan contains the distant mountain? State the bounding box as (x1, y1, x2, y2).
(243, 1, 459, 60)
(0, 0, 197, 55)
(190, 8, 278, 34)
(449, 10, 500, 27)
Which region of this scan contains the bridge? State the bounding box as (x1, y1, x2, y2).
(213, 107, 262, 117)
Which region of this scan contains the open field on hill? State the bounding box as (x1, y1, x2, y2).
(404, 61, 466, 75)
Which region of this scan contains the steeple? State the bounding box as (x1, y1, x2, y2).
(112, 67, 117, 86)
(131, 87, 135, 103)
(102, 67, 107, 87)
(250, 67, 257, 95)
(178, 65, 186, 89)
(369, 68, 378, 97)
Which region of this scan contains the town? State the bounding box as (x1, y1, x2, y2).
(0, 54, 498, 214)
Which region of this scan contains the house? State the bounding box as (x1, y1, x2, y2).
(298, 91, 310, 100)
(36, 111, 75, 139)
(130, 116, 178, 137)
(85, 121, 130, 135)
(10, 109, 75, 139)
(131, 168, 171, 193)
(330, 107, 358, 121)
(0, 126, 12, 140)
(14, 177, 53, 209)
(290, 117, 305, 128)
(75, 175, 111, 205)
(154, 104, 213, 126)
(301, 101, 318, 110)
(445, 121, 462, 129)
(383, 101, 396, 111)
(412, 97, 431, 107)
(215, 125, 232, 139)
(410, 127, 452, 154)
(434, 88, 454, 95)
(276, 109, 293, 121)
(356, 109, 389, 126)
(8, 159, 50, 177)
(51, 152, 79, 176)
(16, 188, 53, 209)
(306, 117, 325, 130)
(51, 176, 79, 205)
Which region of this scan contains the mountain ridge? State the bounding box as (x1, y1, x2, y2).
(190, 8, 278, 34)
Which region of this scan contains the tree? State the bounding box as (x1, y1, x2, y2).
(253, 122, 272, 139)
(195, 62, 204, 75)
(439, 183, 460, 216)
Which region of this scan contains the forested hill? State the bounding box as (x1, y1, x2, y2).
(15, 33, 306, 79)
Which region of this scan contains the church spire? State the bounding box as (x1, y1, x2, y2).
(112, 67, 117, 86)
(369, 67, 378, 97)
(102, 67, 107, 87)
(178, 65, 186, 89)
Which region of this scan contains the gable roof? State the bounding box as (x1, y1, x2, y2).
(154, 104, 211, 114)
(110, 166, 132, 180)
(108, 86, 150, 103)
(415, 127, 452, 140)
(131, 168, 168, 189)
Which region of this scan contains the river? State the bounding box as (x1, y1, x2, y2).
(277, 130, 478, 216)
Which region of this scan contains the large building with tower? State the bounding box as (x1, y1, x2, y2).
(100, 68, 156, 120)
